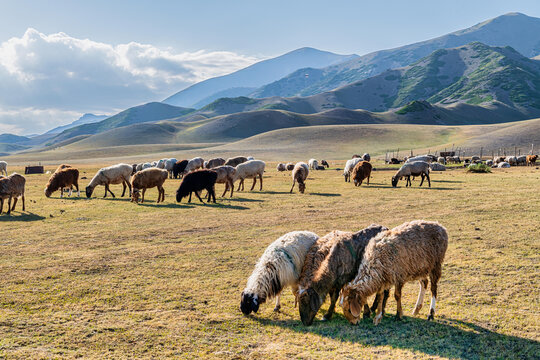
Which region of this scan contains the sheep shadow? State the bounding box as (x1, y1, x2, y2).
(308, 192, 341, 197)
(224, 197, 264, 203)
(253, 315, 539, 359)
(187, 202, 250, 210)
(256, 191, 293, 195)
(0, 212, 46, 222)
(136, 202, 195, 209)
(431, 179, 464, 183)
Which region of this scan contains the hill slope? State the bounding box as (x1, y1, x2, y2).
(252, 13, 540, 97)
(45, 113, 108, 135)
(162, 47, 357, 108)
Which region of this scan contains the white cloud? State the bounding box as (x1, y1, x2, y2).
(0, 28, 259, 134)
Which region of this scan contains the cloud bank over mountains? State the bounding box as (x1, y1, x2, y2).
(0, 28, 259, 134)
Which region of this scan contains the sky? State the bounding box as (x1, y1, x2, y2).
(1, 0, 540, 135)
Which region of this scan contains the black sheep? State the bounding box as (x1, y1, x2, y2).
(173, 160, 188, 179)
(176, 169, 217, 203)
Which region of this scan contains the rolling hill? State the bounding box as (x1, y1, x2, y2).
(251, 12, 540, 98)
(162, 47, 357, 108)
(45, 113, 108, 135)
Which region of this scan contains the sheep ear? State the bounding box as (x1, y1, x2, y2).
(349, 294, 362, 318)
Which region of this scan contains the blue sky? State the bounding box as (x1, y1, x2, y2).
(1, 0, 540, 134)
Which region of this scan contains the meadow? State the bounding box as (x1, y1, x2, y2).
(0, 162, 539, 359)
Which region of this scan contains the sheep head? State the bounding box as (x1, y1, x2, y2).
(298, 287, 322, 326)
(298, 182, 306, 194)
(131, 189, 140, 203)
(391, 176, 399, 187)
(44, 187, 52, 198)
(85, 186, 93, 198)
(340, 286, 366, 325)
(240, 292, 259, 315)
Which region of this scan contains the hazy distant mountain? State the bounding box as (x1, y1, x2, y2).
(0, 133, 31, 144)
(46, 113, 108, 135)
(162, 47, 358, 108)
(252, 12, 540, 97)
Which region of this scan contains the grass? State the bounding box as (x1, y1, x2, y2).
(466, 163, 492, 173)
(0, 162, 539, 359)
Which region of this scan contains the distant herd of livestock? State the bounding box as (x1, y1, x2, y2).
(0, 151, 537, 215)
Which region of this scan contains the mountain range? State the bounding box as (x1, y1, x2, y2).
(46, 113, 109, 135)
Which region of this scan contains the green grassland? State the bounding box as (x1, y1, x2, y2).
(0, 162, 538, 359)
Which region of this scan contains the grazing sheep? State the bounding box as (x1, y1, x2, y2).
(437, 157, 446, 164)
(290, 162, 309, 193)
(392, 161, 431, 187)
(131, 168, 168, 204)
(297, 225, 388, 326)
(516, 155, 527, 166)
(235, 160, 265, 192)
(0, 161, 7, 176)
(340, 220, 448, 325)
(85, 163, 132, 198)
(351, 161, 372, 187)
(205, 157, 226, 169)
(405, 155, 433, 163)
(527, 155, 538, 166)
(316, 165, 326, 170)
(0, 173, 26, 214)
(184, 157, 204, 174)
(164, 158, 177, 178)
(173, 159, 188, 179)
(362, 153, 371, 162)
(156, 159, 166, 169)
(429, 163, 446, 171)
(213, 165, 236, 197)
(45, 168, 80, 198)
(176, 169, 217, 203)
(276, 163, 286, 172)
(388, 158, 401, 165)
(225, 156, 248, 167)
(343, 158, 362, 182)
(505, 156, 517, 166)
(452, 156, 461, 163)
(286, 162, 295, 171)
(241, 231, 319, 315)
(321, 160, 329, 168)
(308, 159, 319, 170)
(486, 159, 494, 167)
(498, 162, 511, 168)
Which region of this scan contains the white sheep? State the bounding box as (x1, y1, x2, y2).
(392, 161, 431, 187)
(240, 231, 319, 315)
(142, 162, 152, 170)
(85, 163, 133, 198)
(0, 161, 7, 176)
(437, 157, 446, 164)
(498, 162, 511, 168)
(164, 158, 177, 178)
(213, 165, 236, 197)
(486, 159, 494, 167)
(235, 160, 265, 191)
(276, 163, 286, 172)
(429, 163, 446, 171)
(516, 155, 527, 166)
(308, 159, 319, 170)
(405, 155, 433, 163)
(184, 157, 204, 174)
(505, 156, 517, 166)
(343, 158, 362, 182)
(136, 163, 144, 172)
(247, 156, 254, 161)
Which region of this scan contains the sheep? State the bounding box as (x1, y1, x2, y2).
(392, 161, 430, 187)
(240, 231, 319, 315)
(437, 157, 446, 164)
(362, 153, 371, 162)
(516, 155, 527, 166)
(0, 161, 7, 176)
(184, 157, 204, 174)
(205, 157, 226, 169)
(308, 159, 319, 170)
(429, 163, 446, 171)
(527, 155, 538, 166)
(286, 162, 295, 171)
(316, 165, 326, 170)
(131, 168, 168, 204)
(164, 158, 177, 178)
(405, 155, 433, 163)
(176, 169, 217, 203)
(173, 159, 188, 179)
(151, 161, 157, 167)
(340, 220, 447, 325)
(486, 159, 494, 167)
(498, 162, 511, 168)
(136, 163, 144, 172)
(225, 156, 248, 167)
(494, 156, 505, 164)
(388, 158, 401, 165)
(452, 156, 461, 163)
(276, 163, 286, 172)
(45, 168, 80, 198)
(290, 162, 309, 193)
(142, 162, 152, 170)
(321, 160, 329, 168)
(0, 173, 26, 214)
(212, 165, 236, 197)
(131, 164, 138, 175)
(55, 164, 72, 173)
(343, 158, 362, 182)
(156, 159, 166, 169)
(296, 225, 388, 326)
(85, 163, 132, 198)
(351, 161, 372, 187)
(505, 156, 517, 166)
(352, 154, 362, 159)
(235, 160, 265, 192)
(247, 156, 254, 161)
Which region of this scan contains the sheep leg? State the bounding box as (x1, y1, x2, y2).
(104, 186, 108, 198)
(222, 183, 229, 197)
(363, 304, 371, 319)
(0, 198, 3, 214)
(68, 187, 72, 197)
(412, 278, 428, 316)
(127, 180, 132, 196)
(236, 179, 242, 192)
(188, 192, 192, 203)
(373, 289, 385, 326)
(273, 294, 281, 312)
(428, 264, 441, 321)
(121, 181, 127, 197)
(7, 195, 12, 215)
(259, 173, 263, 191)
(419, 173, 425, 187)
(323, 288, 340, 320)
(394, 282, 403, 320)
(194, 190, 205, 203)
(426, 172, 431, 188)
(21, 195, 25, 211)
(250, 177, 256, 191)
(75, 182, 80, 197)
(229, 179, 234, 198)
(210, 187, 216, 203)
(141, 188, 146, 203)
(290, 179, 296, 193)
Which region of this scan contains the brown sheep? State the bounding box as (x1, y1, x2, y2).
(290, 162, 309, 193)
(213, 165, 236, 197)
(55, 164, 72, 173)
(286, 162, 295, 171)
(527, 154, 538, 166)
(205, 157, 226, 169)
(296, 225, 389, 326)
(224, 156, 248, 167)
(340, 220, 448, 325)
(351, 161, 372, 187)
(45, 168, 80, 198)
(131, 168, 168, 203)
(0, 173, 26, 214)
